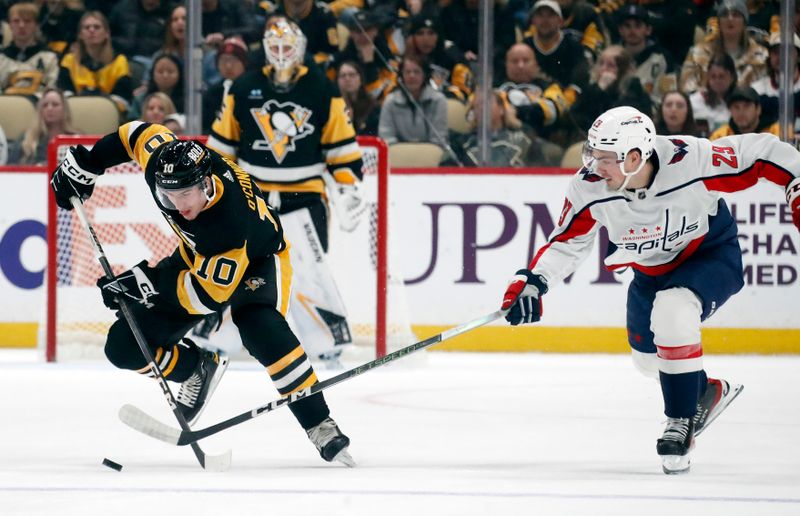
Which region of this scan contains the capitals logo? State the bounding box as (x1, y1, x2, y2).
(251, 100, 314, 163)
(668, 138, 689, 164)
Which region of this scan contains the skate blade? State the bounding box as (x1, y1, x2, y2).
(695, 383, 744, 437)
(332, 449, 356, 468)
(661, 454, 691, 474)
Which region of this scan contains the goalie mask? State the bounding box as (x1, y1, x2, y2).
(263, 20, 307, 91)
(154, 139, 214, 210)
(582, 106, 655, 191)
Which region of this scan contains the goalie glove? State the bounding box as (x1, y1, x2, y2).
(97, 260, 159, 310)
(50, 145, 102, 210)
(787, 177, 800, 232)
(330, 181, 367, 232)
(501, 269, 548, 326)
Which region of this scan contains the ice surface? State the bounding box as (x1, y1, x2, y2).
(1, 349, 798, 515)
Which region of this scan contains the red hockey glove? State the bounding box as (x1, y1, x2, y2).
(787, 177, 800, 232)
(501, 269, 548, 326)
(97, 260, 159, 310)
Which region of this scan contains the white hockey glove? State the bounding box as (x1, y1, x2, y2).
(501, 269, 548, 325)
(786, 177, 800, 232)
(50, 145, 102, 210)
(331, 181, 367, 232)
(97, 260, 159, 310)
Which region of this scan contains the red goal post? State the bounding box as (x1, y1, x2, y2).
(45, 135, 405, 362)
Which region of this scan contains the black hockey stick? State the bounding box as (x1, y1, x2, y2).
(70, 197, 231, 471)
(119, 309, 505, 446)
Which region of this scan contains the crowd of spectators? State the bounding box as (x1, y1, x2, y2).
(0, 0, 796, 168)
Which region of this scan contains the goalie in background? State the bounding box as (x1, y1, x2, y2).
(500, 106, 800, 474)
(208, 18, 366, 364)
(49, 122, 355, 466)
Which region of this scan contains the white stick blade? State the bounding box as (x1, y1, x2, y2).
(118, 404, 181, 445)
(203, 449, 233, 472)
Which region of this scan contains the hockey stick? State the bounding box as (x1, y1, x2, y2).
(69, 197, 231, 471)
(119, 309, 505, 446)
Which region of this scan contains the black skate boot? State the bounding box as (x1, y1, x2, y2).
(176, 346, 229, 425)
(657, 417, 694, 474)
(306, 417, 355, 467)
(693, 378, 743, 437)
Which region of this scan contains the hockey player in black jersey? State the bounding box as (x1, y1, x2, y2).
(50, 122, 354, 466)
(209, 19, 365, 362)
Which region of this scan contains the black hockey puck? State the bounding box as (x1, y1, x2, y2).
(102, 458, 123, 471)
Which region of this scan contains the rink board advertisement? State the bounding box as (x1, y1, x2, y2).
(0, 168, 797, 353)
(0, 172, 47, 347)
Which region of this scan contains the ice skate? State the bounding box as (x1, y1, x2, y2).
(657, 417, 694, 474)
(307, 417, 355, 467)
(693, 378, 743, 437)
(176, 347, 229, 425)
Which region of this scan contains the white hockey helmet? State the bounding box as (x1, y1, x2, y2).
(583, 106, 655, 189)
(263, 19, 307, 90)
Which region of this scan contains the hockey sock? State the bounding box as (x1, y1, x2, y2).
(659, 369, 707, 418)
(135, 341, 200, 382)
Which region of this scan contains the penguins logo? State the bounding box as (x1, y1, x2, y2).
(244, 277, 267, 291)
(251, 100, 314, 163)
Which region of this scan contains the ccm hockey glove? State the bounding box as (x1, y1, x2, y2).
(50, 145, 102, 210)
(501, 269, 548, 325)
(97, 260, 159, 310)
(787, 177, 800, 232)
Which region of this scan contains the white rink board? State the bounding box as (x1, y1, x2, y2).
(0, 171, 797, 330)
(0, 173, 48, 321)
(391, 174, 799, 328)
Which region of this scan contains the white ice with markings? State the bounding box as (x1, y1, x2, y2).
(1, 349, 798, 515)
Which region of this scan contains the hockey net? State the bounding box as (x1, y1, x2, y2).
(44, 135, 415, 361)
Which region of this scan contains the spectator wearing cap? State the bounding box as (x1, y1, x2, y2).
(709, 86, 779, 140)
(127, 53, 184, 121)
(616, 4, 676, 105)
(557, 0, 607, 60)
(333, 9, 398, 100)
(275, 0, 339, 68)
(751, 32, 800, 128)
(404, 14, 473, 102)
(203, 36, 248, 133)
(689, 52, 737, 137)
(0, 2, 60, 98)
(522, 0, 590, 102)
(599, 0, 697, 75)
(680, 0, 768, 93)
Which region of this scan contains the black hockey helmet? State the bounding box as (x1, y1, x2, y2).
(154, 139, 212, 190)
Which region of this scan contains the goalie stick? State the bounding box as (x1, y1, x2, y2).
(119, 309, 505, 446)
(70, 197, 231, 472)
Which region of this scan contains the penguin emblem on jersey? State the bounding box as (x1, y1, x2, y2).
(250, 100, 314, 163)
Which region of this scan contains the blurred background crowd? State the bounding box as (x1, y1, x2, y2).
(0, 0, 796, 168)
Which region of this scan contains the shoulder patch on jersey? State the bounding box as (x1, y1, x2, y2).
(223, 171, 234, 182)
(668, 138, 689, 165)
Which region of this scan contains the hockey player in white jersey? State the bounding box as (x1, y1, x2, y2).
(501, 106, 800, 474)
